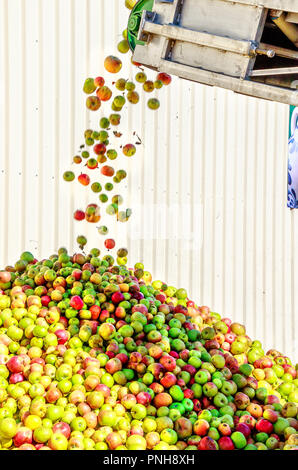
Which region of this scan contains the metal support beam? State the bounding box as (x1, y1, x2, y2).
(223, 0, 298, 14)
(250, 66, 298, 76)
(286, 12, 298, 23)
(140, 21, 253, 55)
(157, 58, 298, 105)
(259, 42, 298, 59)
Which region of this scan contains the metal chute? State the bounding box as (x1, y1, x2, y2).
(128, 0, 298, 105)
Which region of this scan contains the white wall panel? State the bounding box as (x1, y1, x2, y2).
(0, 0, 297, 359)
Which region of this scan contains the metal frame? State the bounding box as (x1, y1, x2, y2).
(159, 58, 298, 104)
(223, 0, 298, 13)
(140, 21, 254, 55)
(250, 66, 298, 76)
(132, 0, 298, 105)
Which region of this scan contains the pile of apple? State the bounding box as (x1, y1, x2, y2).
(0, 250, 297, 450)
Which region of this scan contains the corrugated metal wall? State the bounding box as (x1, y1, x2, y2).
(0, 0, 297, 359)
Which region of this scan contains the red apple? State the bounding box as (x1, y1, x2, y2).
(78, 174, 90, 186)
(55, 330, 69, 345)
(14, 427, 33, 447)
(136, 392, 151, 405)
(193, 419, 209, 436)
(256, 418, 273, 434)
(52, 422, 71, 439)
(160, 355, 176, 372)
(7, 356, 24, 374)
(160, 372, 177, 388)
(218, 436, 235, 450)
(198, 436, 217, 450)
(70, 295, 84, 310)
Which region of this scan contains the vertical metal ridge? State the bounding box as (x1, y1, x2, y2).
(114, 0, 120, 49)
(199, 86, 206, 306)
(232, 94, 238, 321)
(2, 0, 9, 264)
(189, 83, 195, 298)
(70, 0, 75, 254)
(252, 99, 258, 341)
(139, 61, 146, 276)
(54, 0, 60, 250)
(210, 88, 217, 309)
(241, 99, 247, 327)
(271, 103, 277, 353)
(20, 0, 26, 253)
(242, 97, 248, 328)
(164, 81, 171, 285)
(126, 3, 133, 262)
(85, 0, 90, 130)
(100, 0, 105, 58)
(282, 160, 287, 354)
(293, 211, 298, 357)
(152, 88, 159, 281)
(177, 78, 183, 289)
(221, 91, 228, 316)
(38, 0, 43, 260)
(291, 201, 295, 357)
(262, 103, 268, 350)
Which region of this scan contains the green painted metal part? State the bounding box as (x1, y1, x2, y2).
(127, 0, 154, 51)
